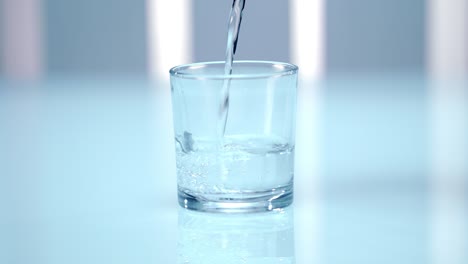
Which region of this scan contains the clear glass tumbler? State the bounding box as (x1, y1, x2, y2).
(170, 61, 298, 212)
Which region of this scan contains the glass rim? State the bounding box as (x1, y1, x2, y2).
(169, 60, 298, 80)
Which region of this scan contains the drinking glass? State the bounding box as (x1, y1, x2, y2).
(170, 60, 298, 212)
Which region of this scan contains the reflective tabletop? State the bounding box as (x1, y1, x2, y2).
(0, 77, 466, 263)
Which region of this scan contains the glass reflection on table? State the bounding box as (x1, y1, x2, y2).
(178, 207, 295, 263)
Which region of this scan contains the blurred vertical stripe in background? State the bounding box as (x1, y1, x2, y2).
(147, 0, 192, 80)
(290, 1, 324, 263)
(427, 0, 468, 78)
(428, 1, 468, 263)
(1, 0, 44, 80)
(290, 0, 325, 79)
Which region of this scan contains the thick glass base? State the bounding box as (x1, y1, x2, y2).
(178, 185, 293, 213)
